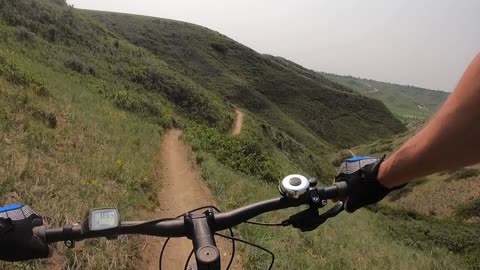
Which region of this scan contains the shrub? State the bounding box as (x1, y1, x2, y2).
(0, 52, 48, 95)
(387, 177, 427, 202)
(47, 25, 58, 42)
(371, 205, 480, 269)
(51, 0, 67, 6)
(125, 64, 228, 128)
(87, 66, 96, 76)
(446, 167, 479, 181)
(31, 109, 57, 129)
(331, 150, 354, 167)
(184, 124, 283, 182)
(210, 42, 228, 54)
(108, 89, 169, 126)
(378, 144, 393, 152)
(65, 55, 86, 73)
(16, 26, 34, 41)
(455, 198, 480, 219)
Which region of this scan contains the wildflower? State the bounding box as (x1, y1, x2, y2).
(115, 159, 123, 167)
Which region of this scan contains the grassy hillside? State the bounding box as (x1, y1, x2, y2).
(0, 0, 475, 269)
(86, 11, 405, 148)
(347, 129, 480, 222)
(330, 129, 480, 269)
(0, 39, 161, 269)
(322, 73, 449, 123)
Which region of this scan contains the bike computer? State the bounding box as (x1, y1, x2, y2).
(87, 208, 120, 231)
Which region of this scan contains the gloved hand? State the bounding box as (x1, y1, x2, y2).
(0, 204, 51, 261)
(335, 156, 405, 213)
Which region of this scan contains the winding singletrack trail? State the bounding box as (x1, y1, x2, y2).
(232, 110, 244, 136)
(138, 129, 240, 270)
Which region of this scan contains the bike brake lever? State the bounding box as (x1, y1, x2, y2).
(321, 201, 344, 218)
(282, 202, 344, 232)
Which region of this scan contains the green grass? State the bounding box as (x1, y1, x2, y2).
(455, 198, 480, 219)
(370, 205, 480, 269)
(0, 1, 470, 269)
(322, 73, 449, 123)
(446, 168, 480, 181)
(87, 10, 405, 148)
(0, 49, 161, 269)
(183, 110, 336, 184)
(194, 151, 468, 269)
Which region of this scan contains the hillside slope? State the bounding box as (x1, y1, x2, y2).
(86, 11, 406, 148)
(1, 1, 474, 269)
(322, 73, 449, 122)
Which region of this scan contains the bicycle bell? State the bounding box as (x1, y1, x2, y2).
(279, 174, 310, 198)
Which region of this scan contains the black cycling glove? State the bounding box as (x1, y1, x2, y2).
(0, 204, 50, 261)
(335, 156, 405, 213)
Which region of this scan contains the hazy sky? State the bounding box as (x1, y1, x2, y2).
(68, 0, 479, 92)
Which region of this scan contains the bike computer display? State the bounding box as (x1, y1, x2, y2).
(87, 208, 120, 231)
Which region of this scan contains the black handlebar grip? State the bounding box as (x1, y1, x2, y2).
(333, 181, 348, 198)
(33, 226, 46, 242)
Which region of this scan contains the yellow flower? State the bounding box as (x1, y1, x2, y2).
(91, 179, 98, 186)
(115, 159, 123, 167)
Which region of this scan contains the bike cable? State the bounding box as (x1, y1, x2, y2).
(244, 220, 284, 227)
(215, 232, 275, 270)
(184, 249, 194, 270)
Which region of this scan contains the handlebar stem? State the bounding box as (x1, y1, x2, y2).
(185, 212, 221, 270)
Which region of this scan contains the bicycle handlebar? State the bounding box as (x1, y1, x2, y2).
(34, 182, 348, 243)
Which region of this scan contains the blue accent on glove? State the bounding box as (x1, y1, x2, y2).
(0, 204, 23, 213)
(345, 156, 374, 162)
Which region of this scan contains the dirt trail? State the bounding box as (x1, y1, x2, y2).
(232, 110, 244, 136)
(139, 129, 239, 270)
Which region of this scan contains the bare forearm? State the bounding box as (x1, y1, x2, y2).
(378, 53, 480, 188)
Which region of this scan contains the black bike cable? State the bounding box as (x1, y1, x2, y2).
(215, 232, 275, 270)
(159, 236, 171, 270)
(183, 249, 194, 270)
(244, 220, 284, 227)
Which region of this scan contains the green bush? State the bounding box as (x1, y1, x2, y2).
(47, 24, 58, 42)
(31, 108, 57, 129)
(113, 90, 163, 119)
(0, 51, 49, 95)
(16, 26, 34, 41)
(455, 198, 480, 219)
(65, 55, 87, 73)
(387, 177, 427, 202)
(331, 150, 354, 167)
(447, 168, 480, 181)
(184, 124, 283, 182)
(371, 205, 480, 269)
(124, 63, 229, 128)
(210, 41, 228, 54)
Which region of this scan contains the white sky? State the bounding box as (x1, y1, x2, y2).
(68, 0, 479, 92)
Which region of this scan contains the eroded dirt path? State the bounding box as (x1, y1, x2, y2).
(232, 110, 244, 136)
(139, 129, 239, 270)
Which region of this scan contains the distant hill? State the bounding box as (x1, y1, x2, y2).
(321, 73, 449, 122)
(87, 11, 406, 148)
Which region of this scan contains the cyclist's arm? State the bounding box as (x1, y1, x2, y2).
(378, 53, 480, 188)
